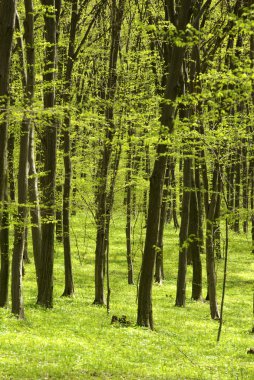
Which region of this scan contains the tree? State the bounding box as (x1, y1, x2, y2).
(0, 0, 17, 308)
(137, 0, 195, 329)
(93, 0, 125, 305)
(37, 0, 59, 308)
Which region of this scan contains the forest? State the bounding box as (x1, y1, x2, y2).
(0, 0, 254, 379)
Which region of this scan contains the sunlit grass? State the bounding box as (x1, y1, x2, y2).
(0, 213, 253, 379)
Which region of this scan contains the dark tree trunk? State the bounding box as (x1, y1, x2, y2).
(37, 0, 58, 308)
(61, 0, 80, 297)
(126, 125, 134, 285)
(234, 148, 241, 233)
(242, 143, 248, 233)
(24, 0, 41, 286)
(170, 158, 179, 229)
(0, 180, 9, 307)
(155, 162, 170, 284)
(143, 144, 150, 221)
(8, 132, 15, 202)
(214, 167, 222, 259)
(62, 113, 74, 296)
(0, 0, 16, 311)
(23, 227, 29, 264)
(104, 141, 122, 310)
(250, 31, 254, 252)
(0, 0, 16, 216)
(94, 0, 125, 305)
(190, 166, 203, 301)
(12, 112, 30, 318)
(56, 184, 63, 242)
(137, 145, 167, 328)
(206, 165, 220, 320)
(175, 157, 191, 307)
(11, 9, 35, 317)
(137, 1, 195, 328)
(28, 127, 41, 285)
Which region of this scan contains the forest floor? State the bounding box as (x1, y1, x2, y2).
(0, 212, 253, 379)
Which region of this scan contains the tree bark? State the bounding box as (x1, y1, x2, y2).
(37, 0, 58, 308)
(175, 157, 191, 307)
(206, 165, 220, 320)
(155, 162, 170, 284)
(137, 0, 195, 329)
(0, 179, 9, 307)
(0, 0, 16, 213)
(94, 0, 125, 305)
(61, 0, 79, 297)
(126, 124, 134, 285)
(190, 165, 203, 301)
(0, 0, 16, 309)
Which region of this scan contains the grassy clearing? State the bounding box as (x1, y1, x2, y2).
(0, 212, 253, 379)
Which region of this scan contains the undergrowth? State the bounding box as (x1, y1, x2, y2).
(0, 212, 253, 379)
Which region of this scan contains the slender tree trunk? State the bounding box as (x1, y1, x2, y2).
(206, 165, 220, 320)
(250, 30, 254, 252)
(126, 125, 134, 285)
(170, 158, 179, 229)
(62, 113, 74, 296)
(137, 145, 167, 328)
(56, 184, 63, 242)
(137, 1, 194, 328)
(28, 127, 41, 285)
(143, 144, 150, 221)
(0, 0, 16, 216)
(37, 0, 58, 308)
(234, 148, 241, 233)
(12, 115, 30, 318)
(155, 162, 170, 283)
(23, 0, 41, 287)
(242, 143, 248, 233)
(190, 165, 203, 301)
(0, 0, 16, 309)
(175, 157, 191, 307)
(8, 132, 15, 202)
(0, 179, 9, 307)
(94, 0, 125, 305)
(104, 141, 122, 310)
(214, 167, 222, 259)
(61, 0, 79, 297)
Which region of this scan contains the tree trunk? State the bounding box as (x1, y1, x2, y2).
(175, 157, 191, 307)
(0, 0, 16, 214)
(155, 162, 170, 284)
(61, 0, 79, 297)
(37, 0, 58, 308)
(206, 165, 220, 320)
(94, 0, 125, 305)
(234, 148, 241, 233)
(137, 1, 194, 328)
(242, 143, 248, 233)
(137, 145, 167, 329)
(24, 0, 41, 286)
(8, 132, 15, 202)
(0, 179, 9, 307)
(190, 166, 203, 301)
(0, 0, 16, 309)
(12, 113, 30, 318)
(28, 127, 41, 285)
(126, 125, 134, 285)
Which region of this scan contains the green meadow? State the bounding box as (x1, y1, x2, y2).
(0, 213, 253, 379)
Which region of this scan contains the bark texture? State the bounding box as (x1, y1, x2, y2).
(137, 0, 194, 329)
(0, 0, 16, 308)
(37, 0, 58, 308)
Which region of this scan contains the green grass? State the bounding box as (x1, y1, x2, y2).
(0, 212, 253, 379)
